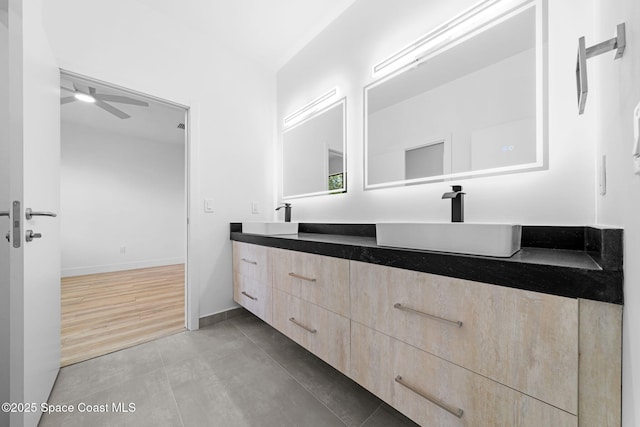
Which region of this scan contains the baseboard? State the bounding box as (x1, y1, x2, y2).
(61, 257, 185, 277)
(199, 307, 249, 328)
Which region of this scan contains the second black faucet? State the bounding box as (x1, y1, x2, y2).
(276, 203, 292, 222)
(441, 185, 465, 222)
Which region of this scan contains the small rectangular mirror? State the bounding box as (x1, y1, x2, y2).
(365, 0, 546, 189)
(283, 98, 346, 199)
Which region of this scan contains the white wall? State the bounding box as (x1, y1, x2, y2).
(0, 5, 10, 425)
(60, 121, 185, 276)
(43, 1, 276, 319)
(277, 0, 597, 225)
(591, 0, 640, 425)
(278, 0, 640, 424)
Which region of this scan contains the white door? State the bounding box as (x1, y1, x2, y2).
(7, 1, 61, 426)
(1, 3, 12, 427)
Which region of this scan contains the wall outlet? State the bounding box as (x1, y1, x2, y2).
(251, 200, 260, 214)
(120, 246, 126, 254)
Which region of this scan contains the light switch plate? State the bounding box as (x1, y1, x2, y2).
(204, 199, 214, 213)
(251, 201, 261, 214)
(599, 155, 607, 195)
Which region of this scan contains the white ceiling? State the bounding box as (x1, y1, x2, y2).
(60, 74, 186, 145)
(135, 0, 358, 71)
(52, 0, 358, 144)
(46, 0, 358, 73)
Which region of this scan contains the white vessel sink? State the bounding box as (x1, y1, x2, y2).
(242, 222, 299, 236)
(376, 222, 521, 257)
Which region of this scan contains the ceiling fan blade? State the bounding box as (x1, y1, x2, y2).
(61, 86, 76, 93)
(93, 94, 149, 107)
(95, 100, 130, 119)
(61, 96, 77, 105)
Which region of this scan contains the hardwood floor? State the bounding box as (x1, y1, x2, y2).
(61, 264, 185, 367)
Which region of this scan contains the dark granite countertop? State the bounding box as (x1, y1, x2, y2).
(230, 223, 623, 305)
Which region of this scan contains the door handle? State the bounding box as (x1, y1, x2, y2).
(2, 211, 11, 243)
(25, 230, 42, 242)
(25, 208, 57, 220)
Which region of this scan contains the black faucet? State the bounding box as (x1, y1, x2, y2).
(441, 185, 465, 223)
(275, 203, 292, 222)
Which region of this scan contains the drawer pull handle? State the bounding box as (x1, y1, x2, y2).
(288, 272, 317, 282)
(241, 291, 257, 301)
(395, 375, 464, 419)
(241, 258, 258, 265)
(289, 317, 317, 334)
(394, 303, 463, 328)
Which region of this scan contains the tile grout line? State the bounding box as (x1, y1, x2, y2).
(157, 343, 186, 427)
(228, 317, 352, 427)
(358, 403, 384, 427)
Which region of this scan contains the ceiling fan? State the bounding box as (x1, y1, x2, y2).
(60, 83, 149, 119)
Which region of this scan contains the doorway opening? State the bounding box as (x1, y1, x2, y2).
(58, 70, 189, 366)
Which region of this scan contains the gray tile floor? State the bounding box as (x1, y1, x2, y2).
(40, 313, 419, 427)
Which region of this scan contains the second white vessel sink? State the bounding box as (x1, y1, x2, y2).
(242, 222, 299, 236)
(376, 222, 521, 257)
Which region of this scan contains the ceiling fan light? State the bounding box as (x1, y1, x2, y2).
(74, 93, 96, 103)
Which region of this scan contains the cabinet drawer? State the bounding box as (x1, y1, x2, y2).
(232, 242, 270, 283)
(271, 248, 349, 317)
(233, 272, 272, 323)
(350, 261, 578, 414)
(273, 288, 350, 375)
(351, 322, 577, 427)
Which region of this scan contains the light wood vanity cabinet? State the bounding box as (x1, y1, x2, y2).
(270, 247, 351, 374)
(351, 322, 577, 427)
(273, 288, 350, 375)
(232, 241, 622, 427)
(350, 261, 622, 427)
(232, 242, 272, 323)
(271, 247, 350, 317)
(350, 261, 579, 414)
(232, 243, 351, 375)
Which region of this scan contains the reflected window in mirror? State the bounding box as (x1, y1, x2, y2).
(328, 149, 344, 190)
(365, 0, 546, 190)
(405, 140, 445, 180)
(283, 98, 346, 199)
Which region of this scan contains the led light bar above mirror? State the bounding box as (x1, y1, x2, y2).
(365, 0, 547, 190)
(372, 0, 532, 78)
(283, 88, 338, 129)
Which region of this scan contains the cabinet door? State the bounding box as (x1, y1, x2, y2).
(233, 272, 272, 323)
(232, 242, 272, 323)
(351, 322, 577, 427)
(578, 299, 622, 427)
(350, 261, 578, 414)
(233, 241, 270, 283)
(271, 248, 349, 317)
(273, 289, 350, 375)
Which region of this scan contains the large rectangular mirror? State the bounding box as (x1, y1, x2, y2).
(283, 98, 346, 199)
(365, 0, 546, 189)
